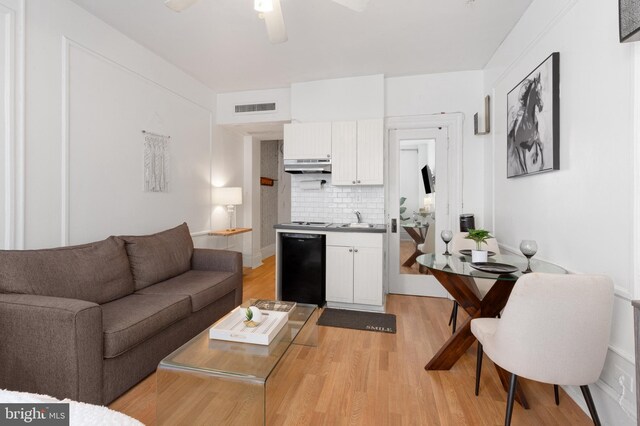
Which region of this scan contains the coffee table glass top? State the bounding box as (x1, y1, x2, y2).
(416, 253, 567, 281)
(159, 300, 317, 382)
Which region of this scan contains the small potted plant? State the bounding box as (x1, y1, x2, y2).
(465, 229, 492, 263)
(243, 306, 263, 328)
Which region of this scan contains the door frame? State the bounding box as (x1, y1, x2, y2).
(385, 113, 464, 297)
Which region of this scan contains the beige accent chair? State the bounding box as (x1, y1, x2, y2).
(471, 273, 614, 426)
(446, 232, 501, 334)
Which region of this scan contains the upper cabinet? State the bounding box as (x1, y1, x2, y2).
(332, 119, 383, 186)
(283, 122, 332, 160)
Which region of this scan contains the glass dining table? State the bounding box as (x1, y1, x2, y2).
(416, 252, 567, 409)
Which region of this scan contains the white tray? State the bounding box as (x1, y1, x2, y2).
(209, 306, 288, 346)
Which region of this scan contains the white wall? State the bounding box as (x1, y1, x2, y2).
(216, 87, 291, 125)
(243, 135, 262, 268)
(66, 42, 212, 244)
(260, 140, 278, 251)
(205, 125, 246, 251)
(9, 0, 244, 251)
(276, 140, 291, 225)
(0, 0, 24, 250)
(386, 71, 486, 230)
(291, 74, 384, 122)
(484, 0, 637, 423)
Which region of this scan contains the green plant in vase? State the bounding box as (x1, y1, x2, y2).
(465, 229, 493, 262)
(243, 306, 262, 327)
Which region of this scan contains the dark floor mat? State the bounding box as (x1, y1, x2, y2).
(317, 308, 396, 334)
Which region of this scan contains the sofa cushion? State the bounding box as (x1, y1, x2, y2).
(120, 223, 194, 290)
(137, 270, 238, 312)
(0, 237, 134, 304)
(101, 293, 190, 358)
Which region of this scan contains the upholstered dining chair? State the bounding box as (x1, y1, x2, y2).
(471, 273, 614, 426)
(417, 223, 435, 273)
(447, 232, 501, 334)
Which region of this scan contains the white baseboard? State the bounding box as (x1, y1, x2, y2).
(261, 243, 275, 260)
(326, 300, 386, 313)
(563, 377, 636, 426)
(243, 251, 263, 269)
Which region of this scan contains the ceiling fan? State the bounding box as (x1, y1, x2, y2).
(164, 0, 370, 44)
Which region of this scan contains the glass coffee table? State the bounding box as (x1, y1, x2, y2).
(157, 300, 318, 425)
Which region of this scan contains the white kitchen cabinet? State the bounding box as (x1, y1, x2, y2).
(326, 233, 384, 309)
(353, 247, 383, 306)
(283, 122, 332, 160)
(331, 118, 383, 185)
(325, 245, 355, 303)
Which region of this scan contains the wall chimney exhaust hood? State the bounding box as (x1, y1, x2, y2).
(284, 159, 331, 174)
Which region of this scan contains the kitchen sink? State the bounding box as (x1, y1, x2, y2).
(340, 223, 374, 228)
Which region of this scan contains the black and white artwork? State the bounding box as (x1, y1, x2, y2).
(619, 0, 640, 42)
(507, 52, 559, 178)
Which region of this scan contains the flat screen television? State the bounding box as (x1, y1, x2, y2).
(421, 165, 434, 194)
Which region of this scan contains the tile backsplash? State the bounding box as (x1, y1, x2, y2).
(291, 174, 385, 224)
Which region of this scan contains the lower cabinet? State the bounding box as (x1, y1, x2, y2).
(326, 233, 384, 308)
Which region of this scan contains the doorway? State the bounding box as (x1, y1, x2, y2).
(387, 115, 463, 297)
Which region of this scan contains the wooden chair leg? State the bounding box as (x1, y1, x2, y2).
(475, 343, 483, 396)
(554, 384, 560, 405)
(505, 374, 518, 426)
(580, 385, 601, 426)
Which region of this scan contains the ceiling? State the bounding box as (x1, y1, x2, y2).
(70, 0, 533, 93)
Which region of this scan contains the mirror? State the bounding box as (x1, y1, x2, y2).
(399, 139, 436, 275)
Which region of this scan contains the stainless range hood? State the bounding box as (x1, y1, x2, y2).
(284, 159, 331, 174)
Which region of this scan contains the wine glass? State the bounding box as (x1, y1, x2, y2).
(520, 240, 538, 273)
(441, 230, 453, 256)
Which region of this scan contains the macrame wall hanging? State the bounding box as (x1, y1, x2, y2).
(142, 130, 170, 192)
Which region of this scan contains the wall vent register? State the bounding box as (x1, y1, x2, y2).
(234, 102, 277, 114)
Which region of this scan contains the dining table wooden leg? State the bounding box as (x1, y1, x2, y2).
(424, 315, 478, 370)
(402, 249, 422, 267)
(401, 226, 427, 267)
(424, 268, 530, 408)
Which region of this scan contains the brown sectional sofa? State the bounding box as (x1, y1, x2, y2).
(0, 223, 242, 405)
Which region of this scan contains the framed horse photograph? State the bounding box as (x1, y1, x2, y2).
(506, 52, 560, 178)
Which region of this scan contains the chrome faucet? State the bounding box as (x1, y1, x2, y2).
(354, 210, 362, 223)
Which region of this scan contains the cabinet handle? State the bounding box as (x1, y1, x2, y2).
(327, 154, 331, 158)
(352, 180, 356, 184)
(349, 249, 353, 252)
(354, 249, 359, 253)
(357, 180, 361, 183)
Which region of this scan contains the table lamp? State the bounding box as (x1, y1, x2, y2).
(213, 187, 243, 231)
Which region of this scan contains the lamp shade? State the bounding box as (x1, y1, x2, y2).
(213, 187, 242, 206)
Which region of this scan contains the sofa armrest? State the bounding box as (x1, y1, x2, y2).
(0, 294, 103, 404)
(192, 249, 243, 306)
(191, 248, 242, 274)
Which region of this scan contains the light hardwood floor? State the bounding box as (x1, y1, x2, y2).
(109, 256, 592, 425)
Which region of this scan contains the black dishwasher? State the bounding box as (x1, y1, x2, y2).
(280, 233, 326, 307)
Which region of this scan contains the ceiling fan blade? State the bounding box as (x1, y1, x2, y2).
(332, 0, 369, 12)
(164, 0, 200, 12)
(264, 0, 288, 44)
